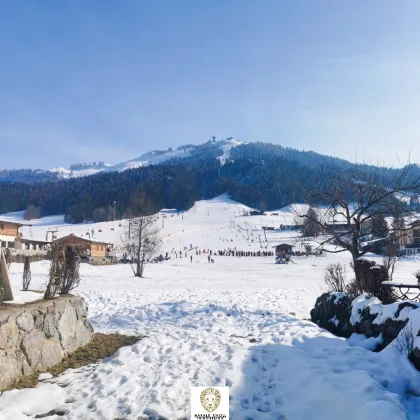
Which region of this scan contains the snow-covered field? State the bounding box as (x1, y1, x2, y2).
(1, 196, 420, 419)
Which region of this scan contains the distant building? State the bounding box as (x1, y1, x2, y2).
(398, 220, 420, 255)
(14, 238, 50, 256)
(0, 219, 50, 257)
(272, 243, 294, 254)
(0, 219, 24, 249)
(53, 234, 114, 259)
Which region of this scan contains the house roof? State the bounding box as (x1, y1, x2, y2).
(53, 234, 113, 246)
(272, 243, 295, 248)
(18, 238, 51, 245)
(0, 218, 27, 228)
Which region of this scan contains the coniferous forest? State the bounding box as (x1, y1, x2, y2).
(0, 142, 419, 223)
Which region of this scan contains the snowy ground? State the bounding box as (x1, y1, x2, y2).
(2, 196, 420, 419)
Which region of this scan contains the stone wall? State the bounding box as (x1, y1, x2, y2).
(0, 296, 93, 390)
(311, 292, 420, 368)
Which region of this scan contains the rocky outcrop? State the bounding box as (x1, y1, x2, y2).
(0, 296, 93, 390)
(310, 292, 354, 338)
(311, 292, 420, 354)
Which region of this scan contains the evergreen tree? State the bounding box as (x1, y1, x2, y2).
(302, 207, 322, 237)
(371, 214, 389, 239)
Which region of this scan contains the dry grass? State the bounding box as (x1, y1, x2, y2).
(6, 333, 142, 390)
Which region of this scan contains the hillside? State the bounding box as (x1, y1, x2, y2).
(0, 138, 419, 222)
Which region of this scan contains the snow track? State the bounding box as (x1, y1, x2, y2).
(1, 283, 414, 419)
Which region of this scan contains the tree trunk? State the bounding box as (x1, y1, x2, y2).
(135, 219, 143, 277)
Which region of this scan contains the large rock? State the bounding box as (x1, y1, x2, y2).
(21, 329, 45, 366)
(0, 320, 20, 350)
(0, 296, 93, 390)
(57, 305, 77, 350)
(39, 340, 63, 370)
(310, 292, 353, 338)
(16, 311, 34, 332)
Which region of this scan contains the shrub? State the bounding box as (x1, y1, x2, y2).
(396, 321, 414, 355)
(345, 280, 360, 299)
(60, 246, 81, 294)
(353, 259, 395, 304)
(22, 257, 31, 291)
(44, 243, 66, 299)
(4, 248, 11, 269)
(324, 263, 345, 292)
(414, 270, 420, 285)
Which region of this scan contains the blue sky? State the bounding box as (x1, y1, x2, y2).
(1, 1, 420, 169)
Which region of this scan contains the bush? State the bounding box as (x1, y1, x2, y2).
(22, 257, 31, 291)
(4, 248, 11, 269)
(345, 280, 360, 299)
(44, 243, 66, 299)
(324, 263, 345, 292)
(60, 246, 81, 294)
(414, 270, 420, 285)
(353, 259, 395, 304)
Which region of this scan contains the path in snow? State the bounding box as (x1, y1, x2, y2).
(2, 256, 420, 419)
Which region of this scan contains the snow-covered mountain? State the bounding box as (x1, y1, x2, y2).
(51, 137, 245, 179)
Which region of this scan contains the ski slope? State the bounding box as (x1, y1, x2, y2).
(1, 195, 420, 419)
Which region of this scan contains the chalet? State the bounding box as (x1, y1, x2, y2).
(399, 220, 420, 255)
(53, 234, 114, 259)
(324, 219, 372, 234)
(0, 219, 52, 257)
(0, 219, 24, 249)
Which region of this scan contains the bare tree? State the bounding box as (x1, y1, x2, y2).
(125, 215, 161, 278)
(324, 263, 345, 292)
(22, 257, 31, 291)
(295, 164, 420, 286)
(382, 240, 398, 281)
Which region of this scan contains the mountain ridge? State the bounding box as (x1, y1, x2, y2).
(0, 139, 419, 223)
(50, 138, 246, 179)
